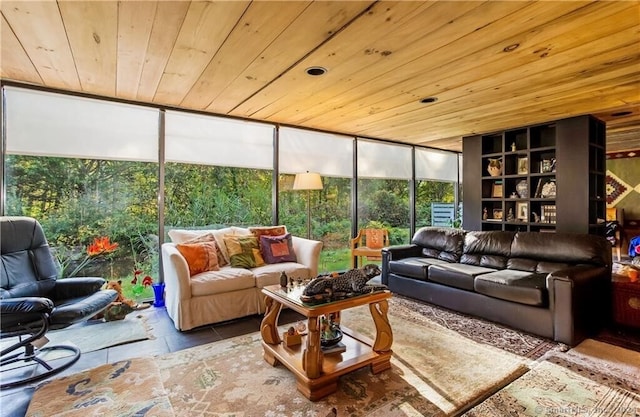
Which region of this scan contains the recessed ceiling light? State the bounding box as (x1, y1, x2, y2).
(420, 97, 438, 104)
(503, 43, 519, 52)
(611, 111, 632, 117)
(305, 66, 327, 76)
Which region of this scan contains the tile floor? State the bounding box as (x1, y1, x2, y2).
(0, 306, 304, 417)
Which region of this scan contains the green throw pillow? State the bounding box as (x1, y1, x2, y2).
(223, 235, 265, 269)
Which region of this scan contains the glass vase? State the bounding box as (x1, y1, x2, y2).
(152, 282, 165, 308)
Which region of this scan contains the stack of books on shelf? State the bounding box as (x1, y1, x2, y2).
(541, 205, 557, 224)
(321, 342, 346, 355)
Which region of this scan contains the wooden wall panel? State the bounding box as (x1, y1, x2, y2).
(0, 14, 42, 85)
(59, 1, 118, 95)
(116, 1, 157, 99)
(153, 1, 250, 105)
(2, 2, 77, 89)
(1, 0, 638, 152)
(136, 1, 190, 102)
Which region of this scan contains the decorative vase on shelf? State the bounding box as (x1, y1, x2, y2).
(516, 180, 528, 198)
(487, 159, 502, 177)
(540, 180, 556, 198)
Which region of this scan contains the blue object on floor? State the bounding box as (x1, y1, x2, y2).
(153, 282, 165, 308)
(629, 236, 640, 257)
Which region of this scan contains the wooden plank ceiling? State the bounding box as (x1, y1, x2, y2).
(1, 1, 639, 153)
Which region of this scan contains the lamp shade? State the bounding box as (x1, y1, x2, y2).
(293, 172, 323, 190)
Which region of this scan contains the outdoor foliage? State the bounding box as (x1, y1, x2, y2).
(6, 155, 456, 297)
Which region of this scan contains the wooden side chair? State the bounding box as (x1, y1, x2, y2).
(349, 228, 389, 269)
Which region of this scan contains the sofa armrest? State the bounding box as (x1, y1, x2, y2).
(381, 244, 422, 285)
(382, 244, 422, 260)
(291, 236, 323, 277)
(547, 264, 611, 345)
(161, 243, 192, 303)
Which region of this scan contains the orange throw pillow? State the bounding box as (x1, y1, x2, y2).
(176, 241, 220, 276)
(181, 232, 229, 268)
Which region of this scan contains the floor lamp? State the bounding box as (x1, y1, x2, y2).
(293, 172, 323, 239)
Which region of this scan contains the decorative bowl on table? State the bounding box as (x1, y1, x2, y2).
(320, 324, 343, 347)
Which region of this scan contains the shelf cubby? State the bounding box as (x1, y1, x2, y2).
(463, 115, 605, 235)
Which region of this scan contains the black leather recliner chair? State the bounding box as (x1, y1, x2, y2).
(0, 216, 118, 388)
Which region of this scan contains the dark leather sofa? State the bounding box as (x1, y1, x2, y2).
(381, 227, 612, 346)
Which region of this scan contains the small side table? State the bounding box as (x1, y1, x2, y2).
(612, 273, 640, 329)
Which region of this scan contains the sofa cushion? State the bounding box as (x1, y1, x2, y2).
(249, 225, 288, 247)
(428, 263, 496, 291)
(213, 228, 252, 265)
(474, 270, 548, 307)
(190, 267, 255, 297)
(253, 262, 311, 288)
(411, 227, 466, 262)
(175, 240, 220, 276)
(461, 231, 514, 268)
(179, 232, 228, 268)
(168, 227, 251, 267)
(461, 254, 509, 269)
(260, 233, 297, 264)
(224, 235, 265, 269)
(507, 258, 571, 273)
(389, 257, 449, 281)
(510, 232, 610, 266)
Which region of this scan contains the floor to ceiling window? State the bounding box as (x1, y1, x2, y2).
(278, 128, 354, 272)
(163, 111, 274, 233)
(357, 139, 413, 246)
(3, 87, 160, 299)
(415, 148, 459, 228)
(2, 84, 461, 280)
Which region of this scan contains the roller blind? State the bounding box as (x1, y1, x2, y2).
(4, 86, 159, 162)
(165, 111, 274, 169)
(415, 147, 460, 181)
(279, 127, 353, 177)
(357, 139, 412, 179)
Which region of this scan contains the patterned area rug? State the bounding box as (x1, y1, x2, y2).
(463, 340, 640, 416)
(26, 358, 174, 416)
(390, 296, 566, 359)
(26, 296, 542, 417)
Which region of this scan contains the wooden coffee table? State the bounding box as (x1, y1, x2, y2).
(260, 284, 393, 401)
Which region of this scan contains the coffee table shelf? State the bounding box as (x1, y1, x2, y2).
(260, 285, 393, 401)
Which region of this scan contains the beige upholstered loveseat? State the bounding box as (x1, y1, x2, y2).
(161, 226, 322, 331)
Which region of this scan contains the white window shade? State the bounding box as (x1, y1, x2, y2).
(357, 139, 412, 179)
(415, 147, 460, 182)
(4, 86, 159, 162)
(165, 111, 274, 169)
(279, 127, 353, 177)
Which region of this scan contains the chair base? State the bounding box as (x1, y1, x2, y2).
(1, 343, 80, 389)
